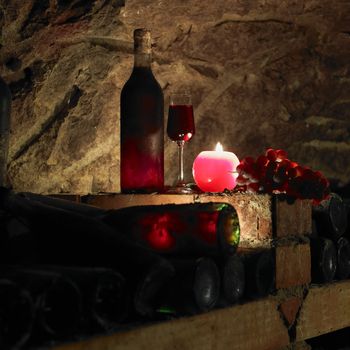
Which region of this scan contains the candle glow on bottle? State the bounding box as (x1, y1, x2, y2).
(192, 142, 240, 193)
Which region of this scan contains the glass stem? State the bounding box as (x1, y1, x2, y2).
(177, 141, 185, 185)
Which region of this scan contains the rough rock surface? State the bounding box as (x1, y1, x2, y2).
(0, 0, 349, 193)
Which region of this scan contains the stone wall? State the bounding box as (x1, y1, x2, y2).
(0, 0, 349, 194)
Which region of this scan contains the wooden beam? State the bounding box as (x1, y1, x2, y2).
(53, 298, 289, 350)
(296, 280, 350, 341)
(275, 243, 311, 289)
(273, 197, 312, 238)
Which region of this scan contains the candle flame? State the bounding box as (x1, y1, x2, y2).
(215, 142, 223, 152)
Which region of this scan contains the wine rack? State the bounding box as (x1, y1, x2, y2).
(47, 193, 349, 350)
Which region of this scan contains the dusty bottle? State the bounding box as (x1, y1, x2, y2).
(238, 248, 275, 298)
(0, 187, 175, 318)
(21, 191, 105, 218)
(313, 193, 348, 240)
(0, 266, 82, 339)
(335, 236, 350, 280)
(155, 257, 220, 316)
(120, 28, 164, 193)
(0, 76, 11, 187)
(0, 279, 34, 350)
(26, 265, 127, 331)
(101, 202, 240, 258)
(310, 237, 337, 283)
(218, 254, 245, 305)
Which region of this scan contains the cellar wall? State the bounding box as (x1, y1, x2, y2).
(0, 0, 349, 194)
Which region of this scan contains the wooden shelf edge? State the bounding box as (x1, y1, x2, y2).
(296, 279, 350, 341)
(53, 297, 289, 350)
(52, 281, 350, 350)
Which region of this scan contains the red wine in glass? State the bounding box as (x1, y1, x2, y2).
(166, 94, 195, 193)
(167, 104, 195, 142)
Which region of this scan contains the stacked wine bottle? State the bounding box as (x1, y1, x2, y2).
(310, 193, 350, 283)
(0, 187, 277, 348)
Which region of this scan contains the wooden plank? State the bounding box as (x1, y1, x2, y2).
(283, 341, 312, 350)
(296, 280, 350, 341)
(275, 243, 311, 289)
(84, 193, 273, 246)
(53, 297, 289, 350)
(274, 198, 312, 238)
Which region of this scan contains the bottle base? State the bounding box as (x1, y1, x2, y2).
(165, 182, 195, 194)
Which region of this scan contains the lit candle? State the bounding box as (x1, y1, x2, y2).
(192, 143, 240, 192)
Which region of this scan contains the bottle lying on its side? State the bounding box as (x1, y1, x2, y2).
(0, 187, 175, 318)
(101, 202, 240, 258)
(0, 266, 82, 342)
(237, 248, 275, 299)
(313, 193, 348, 241)
(155, 257, 220, 317)
(310, 236, 337, 284)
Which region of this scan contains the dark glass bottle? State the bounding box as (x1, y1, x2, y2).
(26, 265, 127, 331)
(0, 76, 11, 187)
(101, 202, 240, 258)
(238, 248, 275, 298)
(310, 237, 337, 283)
(21, 191, 105, 218)
(155, 257, 220, 317)
(335, 236, 350, 280)
(0, 267, 82, 339)
(120, 28, 164, 193)
(0, 187, 175, 318)
(0, 279, 34, 350)
(313, 193, 348, 240)
(218, 254, 245, 305)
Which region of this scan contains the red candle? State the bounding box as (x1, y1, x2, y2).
(192, 143, 240, 192)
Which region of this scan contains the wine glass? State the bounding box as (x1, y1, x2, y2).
(166, 93, 195, 193)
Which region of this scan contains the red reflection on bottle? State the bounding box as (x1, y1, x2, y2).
(102, 203, 240, 258)
(196, 212, 220, 245)
(139, 213, 177, 250)
(120, 138, 164, 193)
(138, 211, 221, 250)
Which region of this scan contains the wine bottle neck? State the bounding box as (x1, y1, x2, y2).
(134, 53, 152, 68)
(133, 28, 152, 68)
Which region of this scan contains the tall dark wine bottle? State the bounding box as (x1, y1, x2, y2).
(310, 237, 337, 283)
(0, 76, 11, 188)
(313, 193, 348, 240)
(120, 28, 164, 193)
(155, 257, 220, 317)
(0, 279, 34, 350)
(101, 202, 240, 258)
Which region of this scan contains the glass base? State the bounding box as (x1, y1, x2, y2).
(166, 182, 194, 194)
